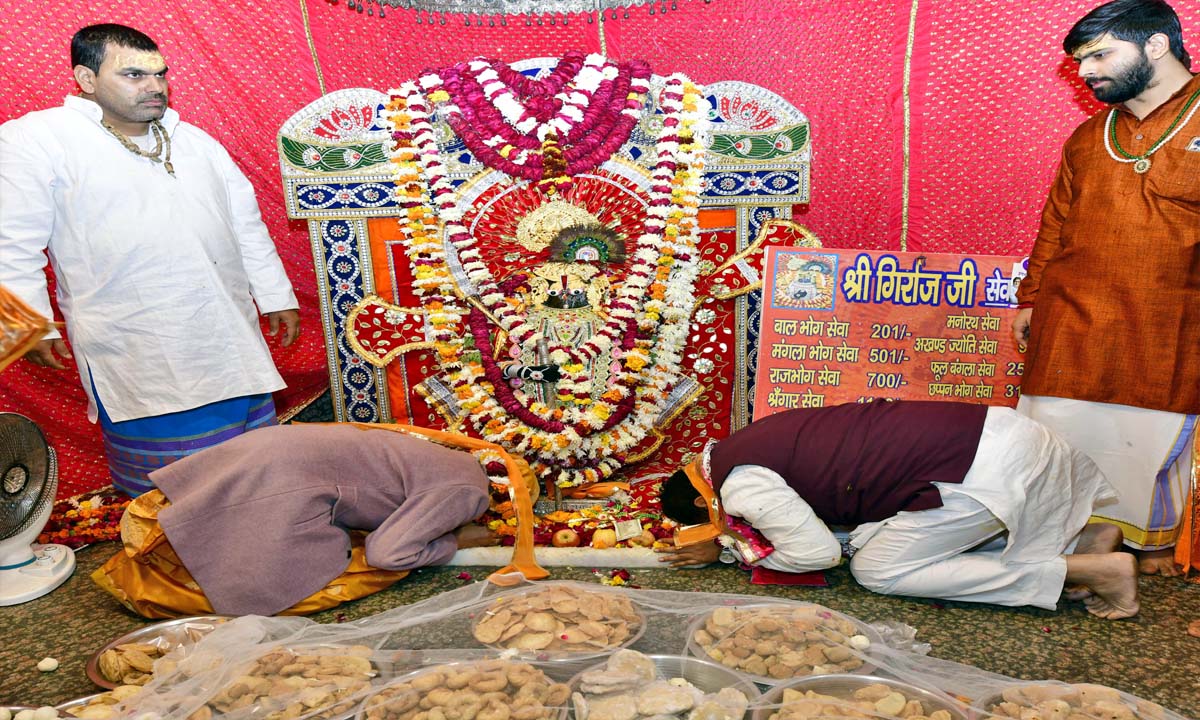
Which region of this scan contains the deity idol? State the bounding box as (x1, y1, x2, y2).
(374, 54, 709, 492)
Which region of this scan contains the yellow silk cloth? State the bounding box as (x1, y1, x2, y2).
(92, 490, 409, 619)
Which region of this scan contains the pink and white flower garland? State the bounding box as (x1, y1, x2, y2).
(422, 52, 652, 189)
(385, 61, 707, 487)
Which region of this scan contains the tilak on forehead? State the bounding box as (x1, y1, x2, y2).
(104, 49, 167, 72)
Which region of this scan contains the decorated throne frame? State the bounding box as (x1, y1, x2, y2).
(277, 60, 816, 503)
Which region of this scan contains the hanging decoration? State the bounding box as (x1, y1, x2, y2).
(326, 0, 713, 22)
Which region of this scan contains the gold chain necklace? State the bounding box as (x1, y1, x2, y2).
(1104, 86, 1200, 174)
(100, 119, 175, 177)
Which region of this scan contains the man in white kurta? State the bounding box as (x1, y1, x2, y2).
(659, 403, 1140, 620)
(0, 24, 298, 494)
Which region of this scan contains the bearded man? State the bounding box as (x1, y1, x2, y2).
(1012, 0, 1199, 576)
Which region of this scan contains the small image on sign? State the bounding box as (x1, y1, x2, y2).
(772, 252, 838, 311)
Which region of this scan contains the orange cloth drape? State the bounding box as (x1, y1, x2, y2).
(1175, 449, 1200, 580)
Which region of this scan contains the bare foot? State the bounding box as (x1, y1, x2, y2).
(1065, 524, 1123, 600)
(1137, 547, 1182, 576)
(1064, 553, 1140, 620)
(454, 523, 500, 549)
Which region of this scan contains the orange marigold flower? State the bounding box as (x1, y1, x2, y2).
(624, 355, 648, 371)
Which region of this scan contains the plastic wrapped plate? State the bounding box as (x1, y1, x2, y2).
(356, 659, 571, 720)
(86, 615, 231, 689)
(753, 674, 968, 720)
(974, 682, 1167, 720)
(470, 583, 646, 661)
(55, 693, 121, 719)
(686, 603, 883, 685)
(568, 653, 762, 718)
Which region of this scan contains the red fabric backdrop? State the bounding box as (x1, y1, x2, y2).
(1, 0, 1197, 496)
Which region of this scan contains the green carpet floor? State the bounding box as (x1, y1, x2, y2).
(2, 543, 1198, 716)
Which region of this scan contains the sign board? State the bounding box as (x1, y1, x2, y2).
(753, 249, 1029, 419)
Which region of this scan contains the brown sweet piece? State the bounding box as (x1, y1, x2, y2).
(96, 643, 168, 685)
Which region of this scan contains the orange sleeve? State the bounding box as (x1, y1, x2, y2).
(1018, 147, 1074, 306)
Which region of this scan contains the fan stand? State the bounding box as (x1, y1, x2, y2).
(0, 423, 77, 606)
(0, 541, 76, 606)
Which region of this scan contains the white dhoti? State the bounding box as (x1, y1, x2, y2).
(849, 407, 1115, 609)
(1017, 395, 1197, 551)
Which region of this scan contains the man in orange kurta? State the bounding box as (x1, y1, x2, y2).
(1013, 0, 1199, 576)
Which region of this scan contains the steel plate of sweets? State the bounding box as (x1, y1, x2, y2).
(978, 682, 1167, 720)
(56, 687, 143, 720)
(755, 245, 1028, 416)
(86, 615, 231, 689)
(470, 583, 645, 656)
(567, 649, 759, 720)
(195, 644, 384, 720)
(753, 675, 967, 720)
(357, 659, 570, 720)
(686, 603, 881, 684)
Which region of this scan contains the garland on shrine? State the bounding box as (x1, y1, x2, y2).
(384, 54, 706, 486)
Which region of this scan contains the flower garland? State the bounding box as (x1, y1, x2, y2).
(423, 52, 652, 192)
(38, 492, 129, 548)
(383, 87, 467, 366)
(385, 59, 707, 487)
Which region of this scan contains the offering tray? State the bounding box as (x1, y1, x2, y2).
(564, 652, 758, 720)
(975, 682, 1166, 720)
(685, 602, 884, 685)
(56, 683, 144, 719)
(470, 583, 646, 664)
(85, 615, 231, 689)
(753, 674, 968, 720)
(357, 658, 570, 720)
